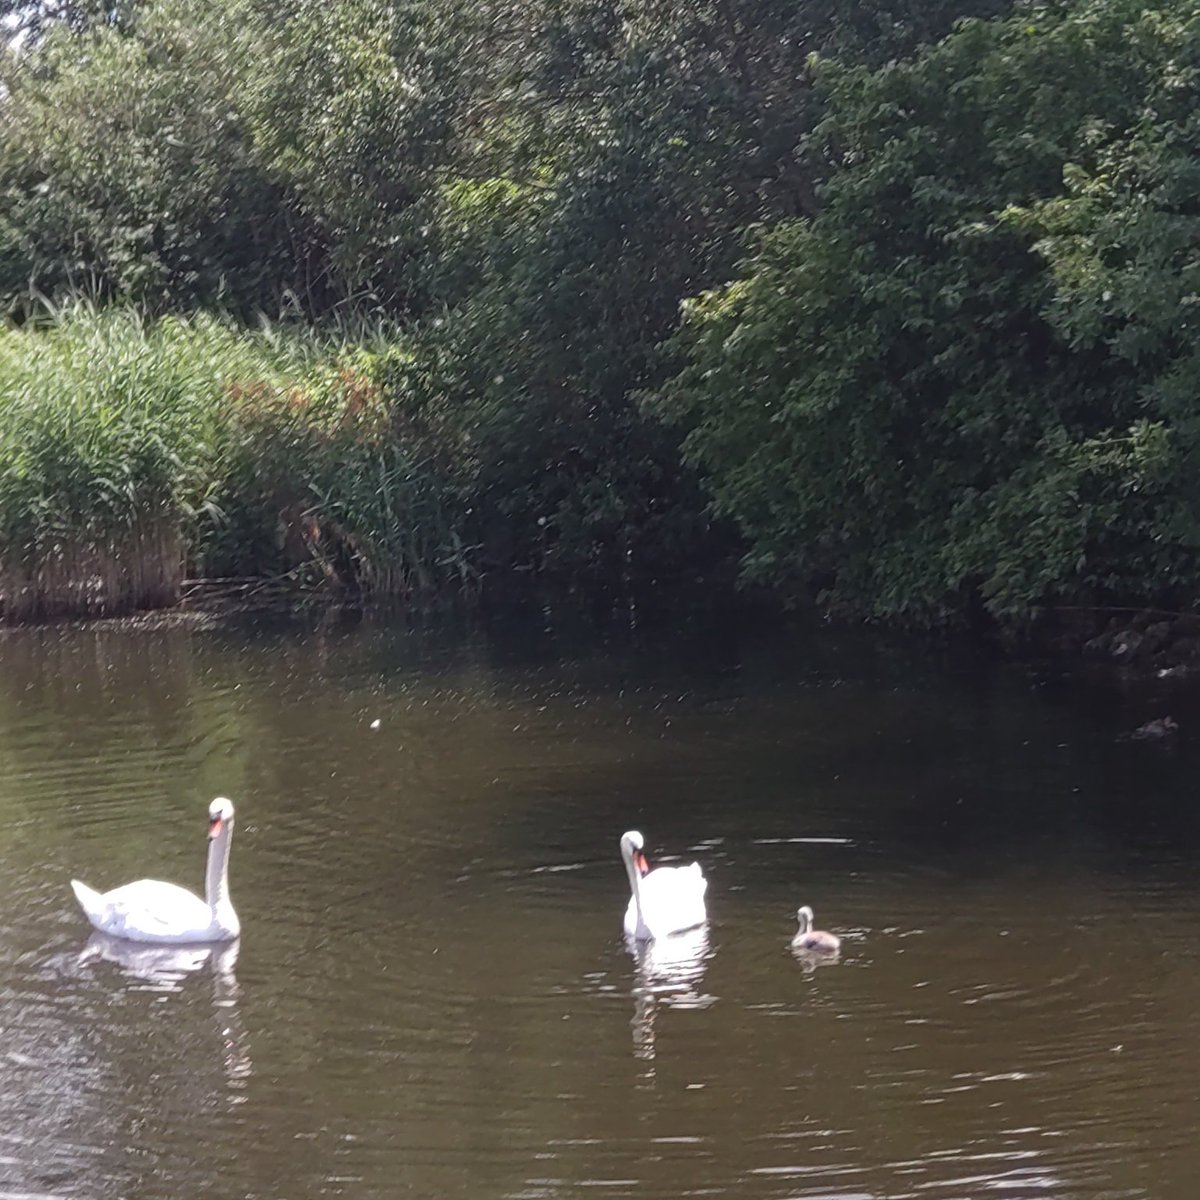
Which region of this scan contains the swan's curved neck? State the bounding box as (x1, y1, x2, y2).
(797, 910, 810, 935)
(205, 826, 234, 914)
(623, 843, 645, 927)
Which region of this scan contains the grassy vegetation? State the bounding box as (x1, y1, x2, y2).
(10, 0, 1200, 629)
(0, 308, 471, 620)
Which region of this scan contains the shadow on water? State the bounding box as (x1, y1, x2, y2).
(1, 600, 1200, 1197)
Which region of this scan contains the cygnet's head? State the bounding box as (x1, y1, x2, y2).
(208, 796, 236, 840)
(796, 905, 814, 932)
(620, 830, 650, 875)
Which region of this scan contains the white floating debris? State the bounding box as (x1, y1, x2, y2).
(369, 718, 381, 730)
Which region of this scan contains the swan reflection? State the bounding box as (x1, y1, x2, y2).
(790, 944, 842, 971)
(78, 933, 251, 1092)
(626, 925, 714, 1062)
(80, 930, 238, 984)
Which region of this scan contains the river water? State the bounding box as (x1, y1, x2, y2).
(1, 602, 1198, 1200)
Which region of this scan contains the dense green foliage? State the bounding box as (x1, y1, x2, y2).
(0, 0, 1008, 614)
(657, 0, 1200, 621)
(8, 0, 1200, 624)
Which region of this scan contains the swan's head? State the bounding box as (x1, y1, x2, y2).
(620, 830, 650, 876)
(208, 796, 236, 840)
(796, 905, 814, 933)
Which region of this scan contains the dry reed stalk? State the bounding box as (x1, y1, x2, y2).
(0, 515, 184, 623)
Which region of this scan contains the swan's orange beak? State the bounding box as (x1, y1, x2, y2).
(208, 815, 223, 840)
(634, 851, 650, 876)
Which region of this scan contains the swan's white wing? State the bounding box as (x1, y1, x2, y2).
(73, 878, 214, 943)
(637, 863, 707, 939)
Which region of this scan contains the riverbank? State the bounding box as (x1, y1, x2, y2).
(0, 307, 729, 623)
(8, 2, 1200, 649)
(2, 311, 1197, 647)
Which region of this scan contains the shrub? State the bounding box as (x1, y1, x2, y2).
(653, 0, 1200, 623)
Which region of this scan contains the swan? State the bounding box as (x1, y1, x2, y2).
(792, 905, 840, 953)
(620, 830, 707, 940)
(70, 797, 240, 944)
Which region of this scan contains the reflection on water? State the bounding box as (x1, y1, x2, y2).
(79, 931, 239, 988)
(3, 605, 1200, 1198)
(77, 933, 252, 1097)
(627, 925, 714, 1063)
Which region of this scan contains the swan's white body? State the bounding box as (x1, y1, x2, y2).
(70, 797, 240, 945)
(620, 830, 707, 941)
(792, 904, 840, 953)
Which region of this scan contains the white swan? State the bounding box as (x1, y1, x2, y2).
(70, 797, 240, 944)
(791, 904, 840, 953)
(620, 830, 707, 940)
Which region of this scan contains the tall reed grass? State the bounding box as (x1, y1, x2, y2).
(208, 341, 477, 597)
(0, 306, 472, 621)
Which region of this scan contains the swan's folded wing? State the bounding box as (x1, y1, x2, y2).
(640, 864, 708, 937)
(95, 880, 213, 940)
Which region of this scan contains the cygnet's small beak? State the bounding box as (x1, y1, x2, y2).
(208, 815, 223, 840)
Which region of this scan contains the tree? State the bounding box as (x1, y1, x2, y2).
(1, 0, 1021, 587)
(409, 0, 1015, 579)
(0, 0, 138, 42)
(655, 0, 1200, 621)
(0, 0, 316, 316)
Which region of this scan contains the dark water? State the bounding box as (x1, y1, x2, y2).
(2, 603, 1199, 1200)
